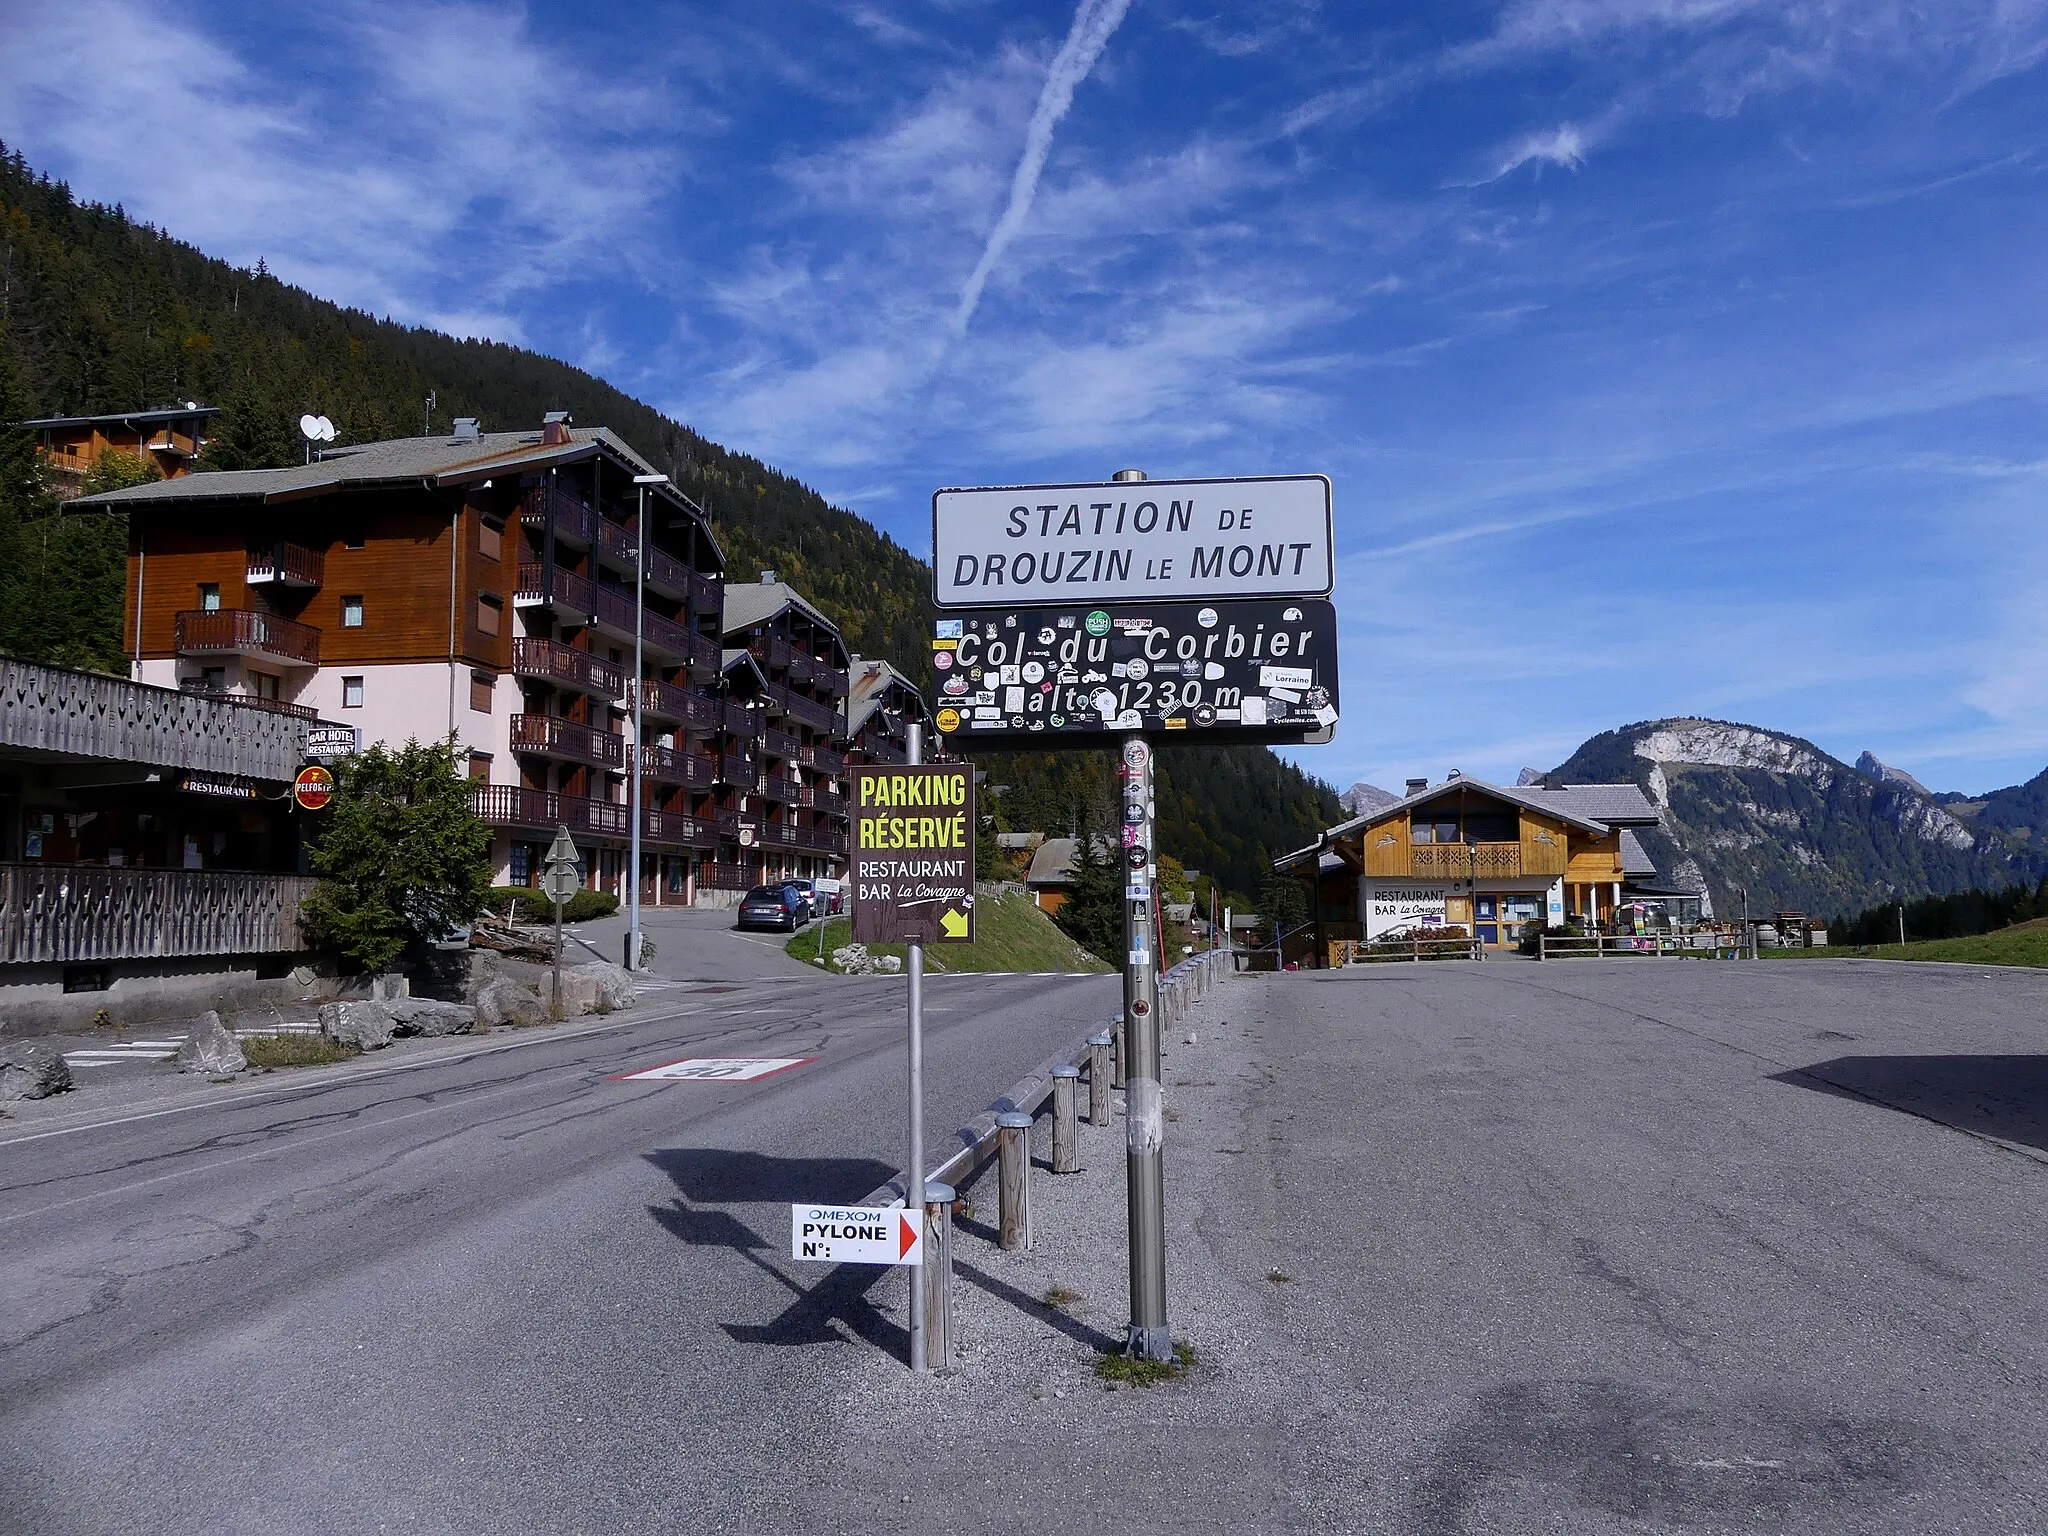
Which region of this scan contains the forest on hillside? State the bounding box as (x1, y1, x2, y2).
(0, 144, 1339, 900)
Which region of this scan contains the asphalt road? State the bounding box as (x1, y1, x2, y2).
(820, 958, 2048, 1535)
(0, 964, 1119, 1534)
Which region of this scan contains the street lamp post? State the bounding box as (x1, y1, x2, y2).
(629, 472, 669, 973)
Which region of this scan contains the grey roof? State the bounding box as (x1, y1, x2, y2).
(1619, 830, 1658, 878)
(1537, 784, 1661, 826)
(845, 656, 928, 737)
(721, 580, 844, 648)
(719, 648, 768, 689)
(1025, 835, 1115, 886)
(66, 425, 700, 516)
(20, 404, 222, 429)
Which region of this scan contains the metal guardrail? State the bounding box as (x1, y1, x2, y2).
(857, 948, 1233, 1366)
(1539, 928, 1750, 959)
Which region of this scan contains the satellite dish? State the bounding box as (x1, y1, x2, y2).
(315, 415, 337, 442)
(299, 414, 321, 440)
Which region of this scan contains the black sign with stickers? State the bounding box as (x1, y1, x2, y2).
(929, 599, 1338, 747)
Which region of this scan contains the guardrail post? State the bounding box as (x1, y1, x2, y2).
(922, 1180, 954, 1371)
(996, 1110, 1033, 1250)
(1050, 1065, 1081, 1173)
(1088, 1030, 1114, 1126)
(1113, 1015, 1128, 1090)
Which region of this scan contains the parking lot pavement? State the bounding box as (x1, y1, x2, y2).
(565, 900, 829, 982)
(822, 959, 2048, 1535)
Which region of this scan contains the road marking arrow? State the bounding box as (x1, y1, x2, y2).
(940, 908, 968, 939)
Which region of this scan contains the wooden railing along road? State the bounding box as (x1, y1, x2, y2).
(0, 863, 315, 964)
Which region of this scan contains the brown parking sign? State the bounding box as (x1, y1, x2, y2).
(851, 764, 976, 945)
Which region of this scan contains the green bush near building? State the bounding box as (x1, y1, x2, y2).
(482, 886, 619, 924)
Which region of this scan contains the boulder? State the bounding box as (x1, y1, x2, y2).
(0, 1041, 74, 1101)
(831, 943, 871, 974)
(543, 971, 603, 1017)
(573, 960, 637, 1011)
(873, 954, 903, 975)
(175, 1011, 247, 1076)
(476, 978, 546, 1029)
(385, 998, 476, 1037)
(319, 999, 397, 1051)
(370, 973, 410, 1002)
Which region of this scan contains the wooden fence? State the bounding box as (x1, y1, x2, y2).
(0, 863, 317, 964)
(1538, 927, 1750, 960)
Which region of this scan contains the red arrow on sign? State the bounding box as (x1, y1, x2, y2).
(899, 1214, 919, 1259)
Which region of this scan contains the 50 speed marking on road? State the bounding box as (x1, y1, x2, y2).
(610, 1057, 811, 1082)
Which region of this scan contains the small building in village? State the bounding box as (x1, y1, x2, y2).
(24, 403, 222, 497)
(1276, 772, 1696, 956)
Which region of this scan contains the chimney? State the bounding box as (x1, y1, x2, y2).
(760, 570, 777, 584)
(540, 410, 572, 446)
(1446, 768, 1463, 780)
(452, 416, 480, 441)
(1404, 777, 1428, 796)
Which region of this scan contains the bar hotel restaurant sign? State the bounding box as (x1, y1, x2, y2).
(928, 475, 1338, 747)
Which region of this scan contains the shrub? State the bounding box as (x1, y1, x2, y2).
(1517, 922, 1582, 957)
(483, 885, 619, 924)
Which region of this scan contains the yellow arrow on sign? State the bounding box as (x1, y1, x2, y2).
(940, 909, 968, 939)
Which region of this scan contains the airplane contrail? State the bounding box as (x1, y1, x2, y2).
(951, 0, 1133, 335)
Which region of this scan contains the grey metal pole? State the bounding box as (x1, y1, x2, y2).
(628, 486, 645, 971)
(1122, 727, 1169, 1360)
(906, 720, 927, 1371)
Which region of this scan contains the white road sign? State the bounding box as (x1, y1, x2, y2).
(791, 1203, 924, 1265)
(932, 474, 1333, 609)
(612, 1056, 811, 1082)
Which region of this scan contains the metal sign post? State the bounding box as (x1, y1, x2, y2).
(543, 825, 580, 1014)
(1120, 733, 1170, 1360)
(904, 723, 927, 1373)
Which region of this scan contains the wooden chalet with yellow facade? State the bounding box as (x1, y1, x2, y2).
(1276, 773, 1671, 958)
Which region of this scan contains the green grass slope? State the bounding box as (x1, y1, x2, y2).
(1767, 915, 2048, 968)
(786, 888, 1112, 975)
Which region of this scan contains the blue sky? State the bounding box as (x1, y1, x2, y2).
(5, 1, 2048, 795)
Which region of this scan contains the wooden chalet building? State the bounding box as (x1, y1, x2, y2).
(1276, 774, 1672, 959)
(719, 579, 854, 886)
(75, 414, 753, 903)
(24, 403, 221, 497)
(843, 657, 930, 767)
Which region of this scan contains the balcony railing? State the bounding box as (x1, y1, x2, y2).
(859, 739, 908, 766)
(721, 701, 758, 736)
(700, 861, 753, 892)
(640, 743, 713, 789)
(633, 676, 719, 731)
(174, 609, 320, 667)
(760, 771, 810, 806)
(515, 561, 595, 618)
(687, 568, 720, 613)
(762, 727, 803, 761)
(245, 541, 324, 588)
(813, 788, 847, 817)
(473, 784, 628, 839)
(1409, 842, 1524, 879)
(709, 808, 743, 839)
(765, 683, 839, 734)
(642, 808, 715, 849)
(591, 584, 718, 668)
(521, 485, 594, 546)
(786, 651, 815, 685)
(177, 683, 317, 721)
(511, 637, 625, 700)
(0, 863, 315, 964)
(718, 752, 759, 789)
(759, 822, 847, 855)
(814, 663, 848, 696)
(509, 713, 624, 769)
(803, 742, 847, 775)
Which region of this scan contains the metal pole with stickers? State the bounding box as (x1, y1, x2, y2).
(926, 464, 1338, 1366)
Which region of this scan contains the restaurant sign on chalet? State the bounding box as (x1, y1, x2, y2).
(932, 475, 1334, 609)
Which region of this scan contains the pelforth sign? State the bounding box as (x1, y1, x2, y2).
(933, 475, 1333, 608)
(850, 764, 977, 945)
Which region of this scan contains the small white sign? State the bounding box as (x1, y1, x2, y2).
(791, 1203, 923, 1265)
(1258, 664, 1312, 691)
(613, 1056, 810, 1082)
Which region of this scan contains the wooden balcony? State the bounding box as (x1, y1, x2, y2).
(721, 700, 758, 736)
(0, 863, 315, 964)
(591, 584, 718, 669)
(762, 726, 803, 761)
(803, 742, 846, 776)
(641, 808, 716, 849)
(516, 561, 595, 620)
(175, 609, 320, 667)
(760, 822, 847, 856)
(765, 683, 839, 734)
(639, 743, 713, 789)
(813, 788, 847, 817)
(511, 637, 625, 700)
(473, 784, 628, 838)
(633, 677, 719, 731)
(521, 485, 594, 546)
(245, 540, 324, 588)
(717, 752, 759, 789)
(1408, 843, 1525, 879)
(509, 713, 624, 770)
(760, 771, 810, 806)
(178, 683, 317, 721)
